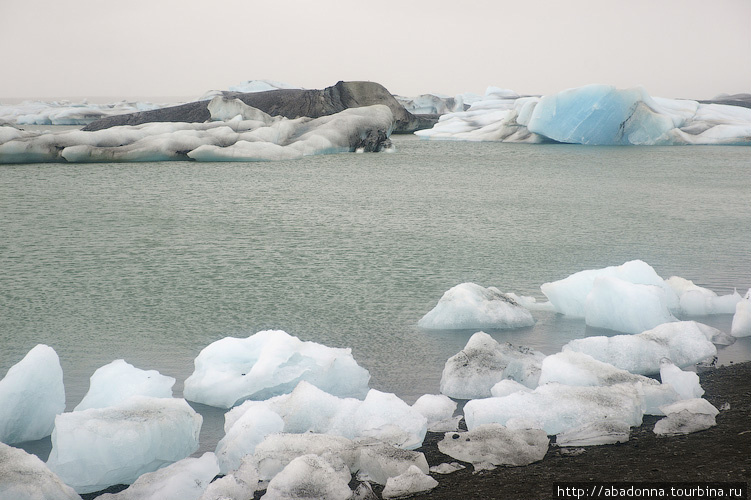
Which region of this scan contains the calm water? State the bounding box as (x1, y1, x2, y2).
(1, 135, 750, 456)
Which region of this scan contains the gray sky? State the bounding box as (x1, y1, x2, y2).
(1, 0, 749, 101)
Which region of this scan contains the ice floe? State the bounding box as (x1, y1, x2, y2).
(437, 423, 549, 470)
(74, 359, 175, 411)
(416, 84, 751, 145)
(731, 290, 751, 337)
(381, 465, 438, 499)
(0, 102, 394, 163)
(659, 358, 704, 399)
(261, 454, 352, 500)
(411, 394, 460, 432)
(46, 396, 202, 494)
(418, 282, 535, 330)
(653, 398, 719, 436)
(0, 442, 80, 500)
(0, 344, 65, 445)
(199, 455, 259, 500)
(563, 321, 718, 375)
(184, 330, 370, 408)
(440, 332, 545, 399)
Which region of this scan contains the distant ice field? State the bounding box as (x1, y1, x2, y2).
(1, 134, 749, 456)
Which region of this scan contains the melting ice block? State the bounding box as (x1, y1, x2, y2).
(46, 396, 202, 494)
(411, 394, 460, 432)
(555, 420, 631, 447)
(95, 453, 219, 500)
(563, 321, 717, 375)
(215, 406, 285, 474)
(437, 424, 549, 470)
(440, 331, 545, 399)
(0, 344, 65, 444)
(381, 465, 438, 499)
(262, 454, 352, 500)
(0, 442, 81, 500)
(653, 399, 718, 436)
(354, 439, 430, 485)
(74, 359, 175, 411)
(252, 433, 357, 482)
(184, 329, 370, 408)
(464, 383, 645, 435)
(199, 456, 259, 500)
(731, 292, 751, 337)
(659, 359, 703, 399)
(584, 277, 676, 333)
(540, 260, 679, 318)
(418, 283, 535, 330)
(666, 276, 742, 316)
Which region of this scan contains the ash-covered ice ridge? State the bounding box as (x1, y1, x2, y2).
(416, 84, 751, 145)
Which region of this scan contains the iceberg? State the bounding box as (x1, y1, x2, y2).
(0, 442, 80, 500)
(563, 321, 718, 375)
(215, 406, 285, 474)
(381, 465, 438, 499)
(418, 282, 535, 330)
(731, 291, 751, 337)
(412, 394, 460, 432)
(416, 84, 751, 145)
(0, 99, 168, 126)
(463, 382, 645, 435)
(437, 424, 549, 470)
(95, 453, 219, 500)
(666, 276, 743, 316)
(653, 399, 719, 436)
(74, 359, 175, 411)
(0, 103, 394, 164)
(440, 332, 545, 399)
(555, 420, 631, 447)
(0, 344, 65, 444)
(540, 260, 679, 319)
(262, 454, 352, 500)
(184, 329, 370, 408)
(252, 433, 357, 482)
(659, 358, 703, 400)
(199, 455, 259, 500)
(354, 439, 430, 485)
(46, 396, 202, 494)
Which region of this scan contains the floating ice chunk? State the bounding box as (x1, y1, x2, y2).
(464, 383, 644, 435)
(438, 424, 549, 471)
(440, 332, 545, 399)
(653, 399, 718, 436)
(215, 406, 285, 474)
(666, 276, 743, 315)
(95, 453, 219, 500)
(563, 321, 717, 375)
(0, 442, 81, 500)
(555, 420, 630, 447)
(353, 390, 428, 449)
(659, 359, 703, 399)
(184, 330, 370, 408)
(381, 465, 438, 499)
(429, 462, 465, 474)
(251, 433, 356, 482)
(731, 293, 751, 337)
(0, 344, 65, 444)
(74, 359, 175, 411)
(200, 456, 259, 500)
(490, 379, 533, 398)
(504, 293, 556, 312)
(418, 283, 535, 330)
(538, 351, 679, 415)
(46, 396, 202, 494)
(584, 277, 676, 333)
(262, 454, 352, 500)
(540, 260, 679, 318)
(355, 438, 429, 486)
(411, 394, 459, 432)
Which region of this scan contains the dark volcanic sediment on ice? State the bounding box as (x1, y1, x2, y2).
(82, 81, 437, 133)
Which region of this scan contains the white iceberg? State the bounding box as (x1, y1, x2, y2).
(416, 84, 751, 145)
(463, 383, 645, 435)
(95, 453, 219, 500)
(731, 291, 751, 337)
(74, 359, 175, 411)
(46, 396, 202, 494)
(437, 424, 549, 470)
(411, 394, 460, 432)
(659, 358, 704, 400)
(440, 332, 545, 399)
(490, 379, 533, 398)
(540, 260, 679, 319)
(381, 465, 438, 499)
(584, 276, 677, 333)
(262, 454, 352, 500)
(252, 433, 357, 482)
(215, 406, 285, 474)
(653, 399, 719, 436)
(0, 442, 81, 500)
(184, 329, 370, 408)
(0, 344, 65, 444)
(418, 283, 535, 330)
(0, 103, 394, 163)
(666, 276, 743, 316)
(562, 321, 717, 375)
(0, 99, 168, 126)
(354, 438, 430, 486)
(199, 455, 259, 500)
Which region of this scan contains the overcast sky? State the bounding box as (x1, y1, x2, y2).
(1, 0, 749, 101)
